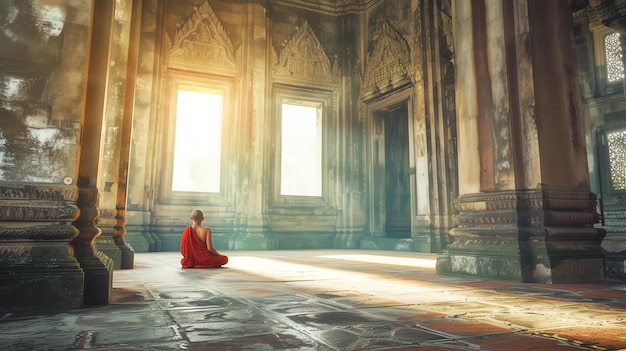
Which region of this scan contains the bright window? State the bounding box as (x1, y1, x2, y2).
(605, 32, 624, 83)
(280, 102, 322, 196)
(607, 128, 626, 192)
(171, 89, 222, 193)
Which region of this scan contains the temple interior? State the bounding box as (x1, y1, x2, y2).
(0, 0, 625, 349)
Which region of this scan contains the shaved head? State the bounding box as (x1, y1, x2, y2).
(191, 209, 204, 222)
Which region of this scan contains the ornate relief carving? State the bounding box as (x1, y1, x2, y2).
(361, 22, 412, 101)
(167, 0, 239, 75)
(73, 186, 102, 256)
(0, 182, 78, 201)
(275, 0, 381, 16)
(0, 224, 78, 240)
(273, 20, 338, 86)
(440, 10, 454, 56)
(0, 182, 80, 238)
(0, 201, 78, 221)
(455, 190, 598, 212)
(452, 189, 601, 233)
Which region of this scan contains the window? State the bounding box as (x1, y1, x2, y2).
(604, 32, 624, 83)
(280, 102, 322, 196)
(171, 88, 222, 193)
(606, 128, 626, 192)
(272, 86, 332, 202)
(160, 71, 233, 202)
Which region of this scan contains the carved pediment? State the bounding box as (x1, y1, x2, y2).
(273, 20, 338, 86)
(167, 1, 238, 75)
(361, 22, 412, 101)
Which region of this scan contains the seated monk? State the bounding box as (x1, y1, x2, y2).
(180, 209, 229, 269)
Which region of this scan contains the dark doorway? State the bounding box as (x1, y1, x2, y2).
(380, 104, 411, 238)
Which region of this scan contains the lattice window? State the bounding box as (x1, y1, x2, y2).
(605, 32, 624, 83)
(607, 128, 626, 191)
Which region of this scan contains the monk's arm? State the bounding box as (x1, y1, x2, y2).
(206, 227, 219, 255)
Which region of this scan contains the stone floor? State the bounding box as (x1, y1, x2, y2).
(1, 250, 626, 351)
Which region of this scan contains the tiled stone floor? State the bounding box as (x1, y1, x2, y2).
(1, 250, 626, 350)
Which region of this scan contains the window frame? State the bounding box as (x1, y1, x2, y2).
(592, 26, 624, 95)
(279, 101, 323, 197)
(598, 123, 626, 196)
(271, 85, 333, 206)
(158, 69, 234, 204)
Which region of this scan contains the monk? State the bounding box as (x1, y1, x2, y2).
(180, 209, 229, 268)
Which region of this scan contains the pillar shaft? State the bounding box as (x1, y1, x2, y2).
(94, 0, 141, 268)
(229, 1, 276, 250)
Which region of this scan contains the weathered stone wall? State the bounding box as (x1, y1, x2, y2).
(0, 0, 90, 183)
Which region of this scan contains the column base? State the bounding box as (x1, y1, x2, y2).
(124, 227, 150, 253)
(436, 236, 605, 283)
(77, 251, 113, 305)
(0, 270, 84, 313)
(95, 231, 123, 269)
(115, 237, 135, 269)
(437, 189, 605, 283)
(0, 182, 84, 312)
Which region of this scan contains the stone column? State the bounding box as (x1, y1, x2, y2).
(94, 0, 141, 268)
(436, 0, 605, 283)
(72, 0, 115, 305)
(125, 0, 162, 253)
(0, 1, 92, 311)
(419, 0, 458, 252)
(229, 1, 277, 250)
(333, 13, 367, 249)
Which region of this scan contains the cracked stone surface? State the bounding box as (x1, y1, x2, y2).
(1, 250, 625, 350)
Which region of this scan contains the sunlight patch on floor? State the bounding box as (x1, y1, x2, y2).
(317, 254, 436, 269)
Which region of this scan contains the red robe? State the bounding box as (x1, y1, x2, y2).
(180, 226, 228, 268)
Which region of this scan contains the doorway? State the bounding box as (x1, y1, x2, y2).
(373, 103, 411, 238)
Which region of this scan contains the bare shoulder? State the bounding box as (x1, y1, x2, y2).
(195, 226, 209, 240)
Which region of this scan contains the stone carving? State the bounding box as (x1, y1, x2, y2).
(73, 186, 101, 256)
(361, 21, 412, 101)
(455, 190, 598, 211)
(0, 224, 78, 240)
(453, 189, 601, 228)
(0, 201, 78, 221)
(275, 0, 382, 16)
(166, 0, 238, 75)
(273, 20, 338, 86)
(0, 182, 79, 223)
(440, 10, 454, 56)
(0, 182, 78, 201)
